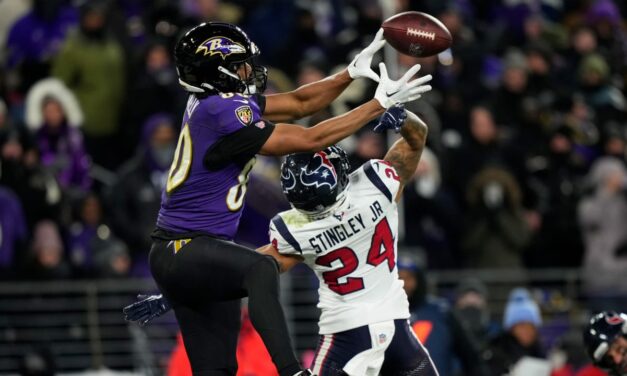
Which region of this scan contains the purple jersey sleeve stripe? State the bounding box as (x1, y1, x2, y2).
(363, 161, 392, 202)
(271, 215, 302, 254)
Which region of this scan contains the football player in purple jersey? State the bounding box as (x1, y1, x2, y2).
(134, 22, 432, 376)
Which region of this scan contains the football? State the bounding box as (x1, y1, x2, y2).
(382, 11, 452, 57)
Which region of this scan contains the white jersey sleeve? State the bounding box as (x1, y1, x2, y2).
(268, 211, 320, 257)
(350, 159, 401, 207)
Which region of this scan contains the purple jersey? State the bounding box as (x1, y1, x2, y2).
(157, 93, 266, 240)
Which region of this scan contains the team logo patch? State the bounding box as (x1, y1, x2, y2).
(195, 36, 246, 59)
(333, 211, 345, 221)
(301, 151, 338, 189)
(235, 106, 253, 125)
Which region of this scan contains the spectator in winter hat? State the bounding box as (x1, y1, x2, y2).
(25, 78, 91, 192)
(454, 278, 499, 349)
(484, 288, 545, 375)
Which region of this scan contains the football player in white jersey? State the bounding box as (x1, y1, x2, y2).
(258, 103, 439, 376)
(122, 104, 439, 376)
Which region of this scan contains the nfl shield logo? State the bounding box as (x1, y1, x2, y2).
(235, 106, 253, 125)
(378, 333, 387, 344)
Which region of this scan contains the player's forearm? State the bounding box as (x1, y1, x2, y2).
(306, 99, 385, 150)
(384, 111, 428, 184)
(256, 244, 303, 273)
(260, 100, 384, 155)
(291, 69, 353, 117)
(400, 111, 428, 151)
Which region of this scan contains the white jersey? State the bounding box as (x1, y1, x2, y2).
(269, 159, 410, 335)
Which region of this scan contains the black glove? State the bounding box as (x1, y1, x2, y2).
(122, 294, 171, 326)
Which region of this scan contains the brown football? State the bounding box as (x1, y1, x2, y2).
(382, 11, 452, 57)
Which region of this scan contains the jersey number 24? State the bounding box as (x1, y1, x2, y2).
(315, 217, 396, 295)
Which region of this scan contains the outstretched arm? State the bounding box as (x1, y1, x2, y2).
(383, 109, 429, 202)
(263, 70, 353, 122)
(263, 30, 386, 122)
(260, 99, 384, 155)
(260, 64, 432, 156)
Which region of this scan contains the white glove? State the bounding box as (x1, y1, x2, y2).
(374, 63, 432, 109)
(348, 29, 386, 82)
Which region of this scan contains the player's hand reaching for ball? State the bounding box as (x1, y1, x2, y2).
(374, 63, 432, 109)
(347, 29, 386, 82)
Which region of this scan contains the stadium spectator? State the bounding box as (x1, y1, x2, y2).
(106, 113, 176, 274)
(1, 94, 64, 230)
(585, 0, 627, 77)
(25, 78, 91, 192)
(4, 0, 78, 98)
(484, 288, 545, 375)
(446, 105, 519, 200)
(51, 0, 125, 170)
(21, 220, 71, 280)
(92, 235, 131, 279)
(398, 255, 489, 376)
(578, 157, 627, 312)
(491, 50, 530, 128)
(123, 40, 184, 153)
(462, 167, 531, 268)
(527, 125, 587, 268)
(402, 146, 463, 269)
(600, 122, 627, 160)
(67, 192, 116, 277)
(453, 278, 499, 351)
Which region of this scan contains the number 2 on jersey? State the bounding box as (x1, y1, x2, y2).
(315, 218, 396, 295)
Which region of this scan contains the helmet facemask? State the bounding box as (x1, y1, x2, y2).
(226, 60, 267, 95)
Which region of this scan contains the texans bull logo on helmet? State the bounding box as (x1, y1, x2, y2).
(281, 169, 297, 193)
(300, 151, 338, 189)
(195, 36, 246, 59)
(605, 312, 625, 326)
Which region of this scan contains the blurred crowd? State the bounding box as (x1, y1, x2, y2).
(0, 0, 626, 374)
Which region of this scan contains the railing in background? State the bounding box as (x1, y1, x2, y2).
(0, 268, 593, 375)
(286, 267, 591, 355)
(0, 279, 174, 375)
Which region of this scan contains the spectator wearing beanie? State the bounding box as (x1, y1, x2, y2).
(484, 288, 545, 375)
